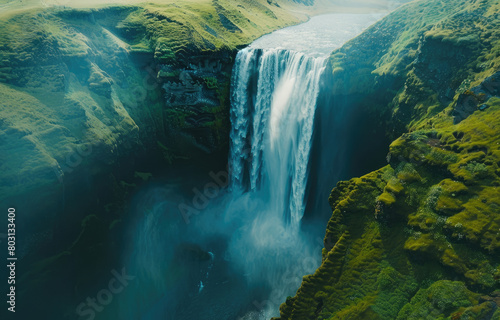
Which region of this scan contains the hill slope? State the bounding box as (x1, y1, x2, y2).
(276, 0, 500, 319)
(0, 0, 307, 226)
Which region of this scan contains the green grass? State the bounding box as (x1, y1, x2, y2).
(0, 0, 306, 205)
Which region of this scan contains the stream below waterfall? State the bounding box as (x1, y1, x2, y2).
(116, 13, 385, 320)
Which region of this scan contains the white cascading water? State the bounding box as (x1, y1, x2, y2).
(223, 48, 327, 319)
(230, 48, 326, 228)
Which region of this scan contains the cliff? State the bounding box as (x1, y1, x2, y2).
(0, 0, 309, 231)
(276, 0, 500, 319)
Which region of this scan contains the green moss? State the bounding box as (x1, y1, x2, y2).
(204, 76, 218, 89)
(396, 162, 422, 182)
(435, 195, 463, 215)
(134, 171, 152, 181)
(404, 232, 444, 254)
(385, 177, 404, 194)
(445, 186, 500, 252)
(434, 179, 467, 215)
(396, 280, 479, 320)
(438, 179, 468, 194)
(377, 192, 397, 206)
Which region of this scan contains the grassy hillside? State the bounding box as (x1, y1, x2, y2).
(0, 0, 307, 223)
(276, 0, 500, 319)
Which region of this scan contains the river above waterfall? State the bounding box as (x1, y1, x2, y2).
(119, 12, 389, 320)
(251, 13, 386, 57)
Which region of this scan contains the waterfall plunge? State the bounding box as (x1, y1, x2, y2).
(223, 48, 327, 318)
(230, 48, 326, 228)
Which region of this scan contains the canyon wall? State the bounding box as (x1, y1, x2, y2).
(277, 0, 500, 319)
(0, 0, 306, 235)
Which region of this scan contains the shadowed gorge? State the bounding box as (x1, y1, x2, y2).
(1, 0, 499, 319)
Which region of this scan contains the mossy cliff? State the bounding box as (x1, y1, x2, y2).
(0, 0, 308, 230)
(276, 0, 500, 319)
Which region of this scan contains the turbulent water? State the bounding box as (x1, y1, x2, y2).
(118, 13, 386, 320)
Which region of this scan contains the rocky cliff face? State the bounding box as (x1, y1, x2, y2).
(0, 1, 305, 232)
(276, 0, 500, 319)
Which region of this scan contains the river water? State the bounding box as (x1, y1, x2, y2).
(250, 13, 385, 57)
(118, 13, 385, 320)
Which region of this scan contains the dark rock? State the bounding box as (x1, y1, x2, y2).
(175, 243, 211, 262)
(453, 71, 500, 123)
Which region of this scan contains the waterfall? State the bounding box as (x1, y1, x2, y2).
(229, 47, 326, 227)
(121, 44, 353, 320)
(119, 49, 328, 319)
(120, 14, 387, 320)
